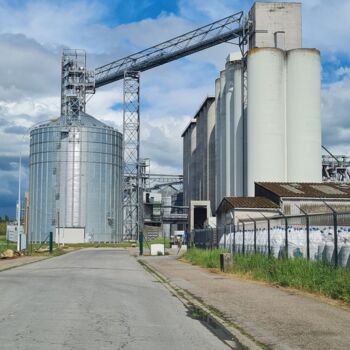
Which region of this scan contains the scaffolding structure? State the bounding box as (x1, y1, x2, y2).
(61, 49, 95, 123)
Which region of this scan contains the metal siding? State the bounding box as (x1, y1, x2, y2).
(29, 116, 123, 243)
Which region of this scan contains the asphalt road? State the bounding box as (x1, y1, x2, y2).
(0, 249, 229, 350)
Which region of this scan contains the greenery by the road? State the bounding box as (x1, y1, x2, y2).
(183, 248, 350, 303)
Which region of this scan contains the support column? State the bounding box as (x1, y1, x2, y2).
(123, 71, 141, 241)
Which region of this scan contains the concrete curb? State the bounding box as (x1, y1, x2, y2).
(0, 256, 49, 272)
(138, 258, 265, 350)
(0, 248, 78, 272)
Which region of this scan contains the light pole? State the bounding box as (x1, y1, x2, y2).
(16, 153, 22, 251)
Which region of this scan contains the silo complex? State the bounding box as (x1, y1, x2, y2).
(246, 47, 321, 195)
(29, 113, 123, 243)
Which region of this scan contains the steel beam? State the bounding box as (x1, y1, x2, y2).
(95, 12, 244, 88)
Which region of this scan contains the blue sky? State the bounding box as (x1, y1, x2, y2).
(1, 0, 350, 217)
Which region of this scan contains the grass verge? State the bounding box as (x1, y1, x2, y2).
(182, 248, 350, 303)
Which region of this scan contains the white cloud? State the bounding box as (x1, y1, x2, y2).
(322, 73, 350, 153)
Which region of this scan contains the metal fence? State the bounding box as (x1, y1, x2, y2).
(191, 211, 350, 268)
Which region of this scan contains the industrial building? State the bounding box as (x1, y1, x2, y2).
(182, 97, 215, 213)
(26, 1, 336, 243)
(183, 2, 323, 219)
(217, 182, 350, 228)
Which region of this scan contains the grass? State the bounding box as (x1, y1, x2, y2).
(183, 248, 350, 303)
(0, 222, 6, 236)
(62, 242, 134, 249)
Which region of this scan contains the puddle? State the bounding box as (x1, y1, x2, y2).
(186, 305, 246, 349)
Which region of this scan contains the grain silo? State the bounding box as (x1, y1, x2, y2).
(29, 50, 123, 243)
(247, 48, 287, 196)
(286, 48, 321, 182)
(29, 114, 123, 243)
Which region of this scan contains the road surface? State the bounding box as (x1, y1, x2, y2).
(0, 249, 229, 350)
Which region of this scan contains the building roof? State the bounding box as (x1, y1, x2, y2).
(181, 119, 196, 137)
(218, 196, 279, 213)
(256, 182, 350, 199)
(31, 112, 116, 131)
(193, 96, 215, 120)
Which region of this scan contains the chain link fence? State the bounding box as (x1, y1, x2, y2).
(191, 211, 350, 268)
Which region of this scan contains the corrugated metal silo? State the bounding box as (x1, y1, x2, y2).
(29, 123, 58, 242)
(247, 48, 287, 196)
(286, 48, 321, 182)
(29, 113, 123, 243)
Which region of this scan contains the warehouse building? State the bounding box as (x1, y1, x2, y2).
(255, 182, 350, 215)
(217, 182, 350, 228)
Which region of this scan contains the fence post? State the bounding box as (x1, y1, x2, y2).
(254, 220, 257, 254)
(284, 218, 288, 259)
(49, 232, 53, 253)
(267, 219, 271, 257)
(224, 225, 226, 249)
(322, 202, 338, 267)
(233, 225, 236, 253)
(334, 212, 338, 267)
(242, 222, 245, 255)
(139, 232, 144, 256)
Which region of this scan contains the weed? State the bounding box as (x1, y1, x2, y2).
(183, 248, 350, 303)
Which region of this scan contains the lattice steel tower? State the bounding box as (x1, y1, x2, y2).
(61, 49, 95, 123)
(123, 72, 141, 240)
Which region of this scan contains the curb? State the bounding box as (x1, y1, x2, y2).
(0, 256, 49, 272)
(138, 258, 265, 350)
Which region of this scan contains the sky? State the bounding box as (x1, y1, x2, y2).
(1, 0, 350, 217)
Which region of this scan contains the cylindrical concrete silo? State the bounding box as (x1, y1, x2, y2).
(29, 113, 123, 243)
(247, 48, 287, 196)
(219, 70, 226, 201)
(286, 49, 321, 182)
(214, 77, 221, 210)
(225, 62, 234, 197)
(228, 59, 244, 197)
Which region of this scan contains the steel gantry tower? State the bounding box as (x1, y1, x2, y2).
(91, 11, 247, 240)
(123, 71, 141, 240)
